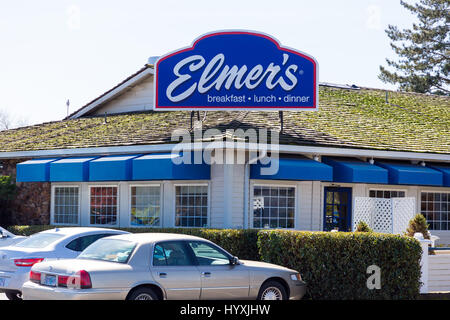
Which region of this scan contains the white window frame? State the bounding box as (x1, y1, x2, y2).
(129, 183, 163, 228)
(368, 188, 407, 198)
(173, 183, 210, 228)
(51, 184, 81, 226)
(419, 190, 450, 231)
(88, 184, 120, 227)
(250, 183, 297, 230)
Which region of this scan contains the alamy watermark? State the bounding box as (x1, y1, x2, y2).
(170, 123, 280, 176)
(366, 264, 381, 290)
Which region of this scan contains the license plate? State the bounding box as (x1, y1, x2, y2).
(43, 275, 56, 287)
(0, 277, 5, 287)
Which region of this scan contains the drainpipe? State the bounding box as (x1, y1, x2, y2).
(243, 161, 250, 229)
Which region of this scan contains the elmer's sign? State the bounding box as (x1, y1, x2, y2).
(154, 30, 318, 111)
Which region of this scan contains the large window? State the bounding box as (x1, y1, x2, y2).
(253, 185, 295, 228)
(53, 186, 79, 225)
(90, 186, 118, 225)
(131, 186, 161, 227)
(421, 192, 450, 231)
(175, 185, 208, 227)
(369, 190, 406, 198)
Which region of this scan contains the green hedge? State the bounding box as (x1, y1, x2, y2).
(258, 230, 422, 300)
(8, 226, 421, 299)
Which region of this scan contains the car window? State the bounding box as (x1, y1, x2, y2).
(152, 241, 194, 266)
(14, 233, 64, 248)
(78, 239, 136, 263)
(66, 233, 115, 252)
(188, 241, 230, 266)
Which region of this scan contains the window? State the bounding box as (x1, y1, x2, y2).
(152, 241, 194, 266)
(421, 192, 450, 231)
(90, 186, 118, 225)
(369, 190, 406, 199)
(188, 241, 230, 266)
(54, 187, 79, 224)
(253, 186, 295, 228)
(15, 233, 64, 248)
(66, 234, 114, 252)
(175, 185, 208, 227)
(130, 186, 161, 226)
(78, 239, 136, 263)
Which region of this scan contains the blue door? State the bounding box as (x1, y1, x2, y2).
(323, 187, 352, 232)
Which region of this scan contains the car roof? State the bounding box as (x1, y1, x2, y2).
(101, 232, 206, 244)
(38, 227, 128, 236)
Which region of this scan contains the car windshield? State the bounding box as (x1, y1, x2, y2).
(77, 239, 136, 263)
(15, 233, 64, 248)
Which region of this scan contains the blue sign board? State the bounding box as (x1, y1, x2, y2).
(154, 30, 318, 111)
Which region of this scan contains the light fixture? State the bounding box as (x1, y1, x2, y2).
(369, 158, 375, 165)
(313, 155, 319, 161)
(420, 161, 426, 167)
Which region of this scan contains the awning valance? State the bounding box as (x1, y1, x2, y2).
(375, 161, 443, 186)
(50, 157, 97, 182)
(428, 165, 450, 187)
(322, 157, 388, 184)
(250, 157, 332, 181)
(16, 158, 59, 182)
(88, 155, 140, 181)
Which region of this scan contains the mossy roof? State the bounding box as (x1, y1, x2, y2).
(0, 86, 449, 155)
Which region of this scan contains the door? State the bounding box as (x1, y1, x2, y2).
(186, 240, 250, 300)
(323, 187, 352, 231)
(151, 241, 201, 299)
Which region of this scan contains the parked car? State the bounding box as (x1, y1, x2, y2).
(0, 227, 27, 248)
(22, 233, 307, 300)
(0, 227, 129, 300)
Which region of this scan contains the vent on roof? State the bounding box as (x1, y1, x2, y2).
(147, 56, 159, 66)
(319, 82, 360, 90)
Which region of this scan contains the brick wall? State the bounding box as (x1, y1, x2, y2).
(1, 159, 51, 225)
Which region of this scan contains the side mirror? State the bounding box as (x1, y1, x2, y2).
(230, 256, 240, 265)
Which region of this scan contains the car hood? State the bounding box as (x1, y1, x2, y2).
(32, 258, 131, 275)
(239, 259, 297, 273)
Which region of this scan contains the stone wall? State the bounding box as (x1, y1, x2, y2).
(0, 159, 51, 225)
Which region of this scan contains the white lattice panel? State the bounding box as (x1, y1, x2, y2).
(353, 197, 374, 231)
(353, 197, 416, 234)
(392, 197, 415, 234)
(372, 199, 392, 233)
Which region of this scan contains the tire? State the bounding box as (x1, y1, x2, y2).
(257, 281, 287, 300)
(5, 291, 22, 301)
(127, 287, 159, 301)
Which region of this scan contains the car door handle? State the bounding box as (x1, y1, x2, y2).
(159, 272, 167, 278)
(201, 272, 211, 277)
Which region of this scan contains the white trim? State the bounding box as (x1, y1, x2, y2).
(250, 183, 297, 230)
(2, 142, 448, 162)
(88, 184, 120, 228)
(173, 183, 210, 228)
(69, 68, 154, 119)
(51, 184, 81, 226)
(128, 183, 163, 228)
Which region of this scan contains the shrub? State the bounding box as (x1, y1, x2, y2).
(257, 230, 422, 300)
(405, 213, 430, 239)
(356, 221, 373, 232)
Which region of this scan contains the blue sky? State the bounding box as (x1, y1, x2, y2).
(0, 0, 418, 126)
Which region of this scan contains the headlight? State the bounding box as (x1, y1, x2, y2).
(290, 273, 302, 281)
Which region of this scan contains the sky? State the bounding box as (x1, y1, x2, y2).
(0, 0, 419, 126)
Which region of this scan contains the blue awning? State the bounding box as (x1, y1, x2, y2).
(322, 157, 388, 184)
(428, 165, 450, 187)
(16, 158, 59, 182)
(89, 155, 140, 181)
(250, 157, 332, 181)
(375, 161, 443, 186)
(49, 157, 97, 182)
(132, 153, 210, 180)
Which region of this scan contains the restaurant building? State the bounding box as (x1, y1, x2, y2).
(0, 32, 449, 244)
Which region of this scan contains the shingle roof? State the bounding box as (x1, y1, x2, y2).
(0, 86, 449, 154)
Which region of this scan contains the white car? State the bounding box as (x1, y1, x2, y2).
(0, 227, 27, 248)
(0, 227, 128, 300)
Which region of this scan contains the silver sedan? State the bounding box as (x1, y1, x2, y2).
(22, 233, 306, 300)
